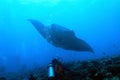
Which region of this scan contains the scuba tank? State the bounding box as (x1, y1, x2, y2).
(48, 63, 55, 80)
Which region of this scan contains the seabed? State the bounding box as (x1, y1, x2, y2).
(0, 54, 120, 80)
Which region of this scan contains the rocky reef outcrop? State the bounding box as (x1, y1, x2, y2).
(0, 55, 120, 80)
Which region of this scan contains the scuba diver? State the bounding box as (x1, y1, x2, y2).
(48, 58, 64, 80)
(48, 58, 82, 80)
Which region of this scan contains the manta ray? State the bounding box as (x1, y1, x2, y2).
(28, 19, 94, 53)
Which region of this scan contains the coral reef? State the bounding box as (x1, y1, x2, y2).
(0, 55, 120, 80)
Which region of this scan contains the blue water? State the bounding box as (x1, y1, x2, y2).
(0, 0, 120, 73)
